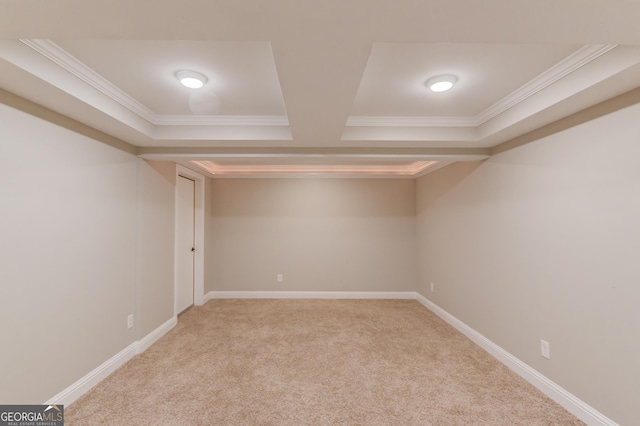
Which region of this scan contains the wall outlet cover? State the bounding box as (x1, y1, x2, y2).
(541, 339, 550, 359)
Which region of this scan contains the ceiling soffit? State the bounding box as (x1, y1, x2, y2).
(189, 160, 443, 178)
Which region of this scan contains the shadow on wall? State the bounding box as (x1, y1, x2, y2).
(0, 88, 136, 155)
(492, 86, 640, 155)
(416, 161, 485, 213)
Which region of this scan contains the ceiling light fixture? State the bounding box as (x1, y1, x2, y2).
(176, 70, 208, 89)
(425, 75, 457, 92)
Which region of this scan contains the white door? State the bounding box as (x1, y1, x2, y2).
(176, 175, 195, 314)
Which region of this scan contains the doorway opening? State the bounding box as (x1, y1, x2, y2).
(175, 165, 205, 316)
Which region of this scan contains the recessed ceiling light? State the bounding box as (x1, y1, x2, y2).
(176, 70, 208, 89)
(425, 75, 457, 92)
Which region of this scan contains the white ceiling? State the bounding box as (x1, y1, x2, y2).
(1, 1, 640, 178)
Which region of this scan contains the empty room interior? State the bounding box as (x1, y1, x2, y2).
(1, 1, 639, 425)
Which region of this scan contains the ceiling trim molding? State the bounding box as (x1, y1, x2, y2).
(475, 44, 617, 125)
(188, 159, 443, 177)
(157, 115, 289, 126)
(19, 39, 290, 128)
(413, 161, 453, 178)
(346, 116, 476, 127)
(346, 44, 618, 129)
(20, 39, 159, 123)
(137, 148, 490, 176)
(137, 146, 491, 159)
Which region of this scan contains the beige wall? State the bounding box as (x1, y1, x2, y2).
(137, 160, 175, 339)
(0, 102, 176, 403)
(415, 102, 640, 425)
(206, 178, 417, 293)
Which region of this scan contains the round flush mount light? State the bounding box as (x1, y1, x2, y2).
(425, 75, 458, 92)
(176, 70, 208, 89)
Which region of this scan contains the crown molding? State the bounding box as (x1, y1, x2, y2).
(157, 115, 289, 126)
(20, 39, 159, 123)
(346, 116, 477, 127)
(475, 44, 617, 125)
(347, 44, 617, 129)
(19, 39, 289, 128)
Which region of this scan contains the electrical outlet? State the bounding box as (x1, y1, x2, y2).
(127, 314, 134, 330)
(277, 274, 283, 283)
(541, 339, 550, 359)
(430, 282, 434, 292)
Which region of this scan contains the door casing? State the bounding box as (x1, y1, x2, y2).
(174, 165, 205, 315)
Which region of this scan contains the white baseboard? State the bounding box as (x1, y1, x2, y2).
(45, 316, 177, 407)
(414, 293, 617, 426)
(44, 341, 138, 408)
(136, 316, 177, 354)
(206, 291, 416, 300)
(45, 292, 617, 425)
(202, 290, 216, 303)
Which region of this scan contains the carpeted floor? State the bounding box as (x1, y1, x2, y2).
(65, 299, 583, 425)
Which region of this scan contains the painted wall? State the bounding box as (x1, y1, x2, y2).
(137, 160, 175, 339)
(0, 102, 176, 403)
(206, 178, 417, 293)
(415, 102, 640, 425)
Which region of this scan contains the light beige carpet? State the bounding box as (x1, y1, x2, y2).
(66, 299, 583, 425)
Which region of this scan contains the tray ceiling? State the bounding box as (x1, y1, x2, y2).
(1, 1, 639, 178)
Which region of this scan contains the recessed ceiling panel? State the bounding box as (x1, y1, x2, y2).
(55, 40, 287, 116)
(350, 43, 581, 117)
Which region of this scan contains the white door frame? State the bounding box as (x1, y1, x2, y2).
(175, 165, 205, 314)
